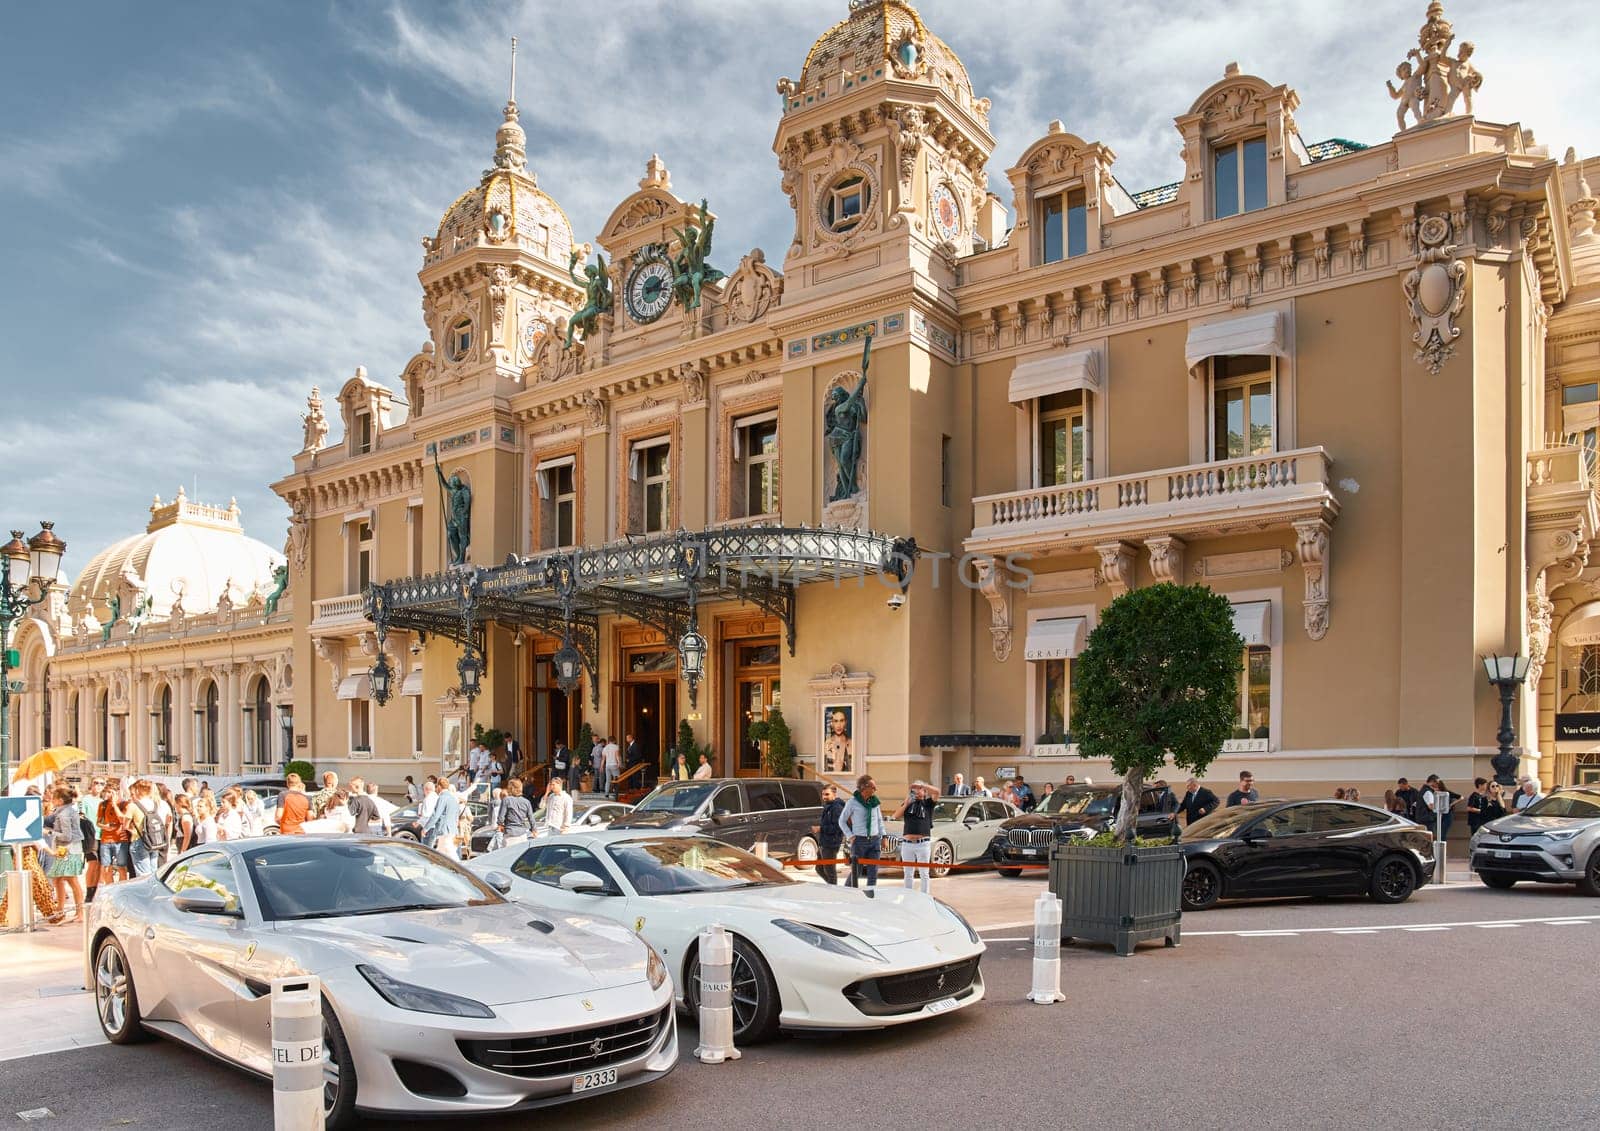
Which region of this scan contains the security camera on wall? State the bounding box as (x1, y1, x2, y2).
(887, 592, 906, 611)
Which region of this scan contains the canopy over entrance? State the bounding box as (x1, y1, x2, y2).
(365, 525, 918, 707)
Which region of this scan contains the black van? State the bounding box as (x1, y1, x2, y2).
(607, 777, 825, 858)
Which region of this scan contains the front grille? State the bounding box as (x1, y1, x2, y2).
(1474, 845, 1559, 874)
(844, 957, 981, 1017)
(1007, 828, 1053, 848)
(457, 1004, 670, 1079)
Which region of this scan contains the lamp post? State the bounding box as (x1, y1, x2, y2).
(1, 522, 67, 870)
(552, 639, 583, 696)
(1482, 653, 1531, 787)
(457, 649, 482, 700)
(369, 652, 394, 707)
(679, 625, 707, 709)
(278, 708, 293, 767)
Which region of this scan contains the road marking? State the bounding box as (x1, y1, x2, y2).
(1185, 912, 1600, 937)
(1332, 929, 1378, 935)
(1403, 926, 1451, 932)
(1546, 920, 1590, 926)
(1476, 923, 1520, 929)
(1237, 930, 1300, 937)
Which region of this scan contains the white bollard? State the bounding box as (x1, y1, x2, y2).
(693, 925, 742, 1064)
(1027, 891, 1065, 1004)
(82, 914, 93, 992)
(751, 840, 769, 860)
(271, 976, 326, 1130)
(5, 870, 36, 932)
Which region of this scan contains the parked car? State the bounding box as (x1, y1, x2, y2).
(469, 800, 634, 854)
(883, 796, 1019, 877)
(469, 831, 984, 1044)
(389, 799, 490, 842)
(607, 778, 824, 859)
(1470, 785, 1600, 895)
(1178, 799, 1436, 910)
(86, 837, 677, 1127)
(989, 783, 1179, 875)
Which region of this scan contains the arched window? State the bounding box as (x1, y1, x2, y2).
(251, 677, 271, 765)
(202, 681, 220, 764)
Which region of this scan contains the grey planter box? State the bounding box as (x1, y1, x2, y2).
(1048, 843, 1184, 957)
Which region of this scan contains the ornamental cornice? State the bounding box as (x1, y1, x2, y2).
(777, 93, 993, 174)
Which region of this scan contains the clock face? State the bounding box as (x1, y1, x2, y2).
(932, 184, 962, 244)
(521, 316, 548, 359)
(625, 255, 675, 324)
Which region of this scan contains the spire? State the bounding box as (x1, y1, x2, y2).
(494, 36, 527, 173)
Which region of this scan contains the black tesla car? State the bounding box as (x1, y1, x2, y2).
(1178, 799, 1435, 910)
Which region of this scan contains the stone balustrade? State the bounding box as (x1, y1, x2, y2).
(310, 593, 369, 629)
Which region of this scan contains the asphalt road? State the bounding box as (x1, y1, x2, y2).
(4, 884, 1598, 1130)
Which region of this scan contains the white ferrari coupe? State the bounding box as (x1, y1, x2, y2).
(468, 831, 986, 1044)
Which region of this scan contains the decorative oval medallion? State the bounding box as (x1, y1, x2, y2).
(1418, 263, 1453, 317)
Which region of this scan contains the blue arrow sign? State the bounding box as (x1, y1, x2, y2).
(0, 796, 44, 844)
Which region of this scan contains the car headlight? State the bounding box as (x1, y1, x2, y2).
(646, 947, 668, 990)
(1542, 828, 1582, 842)
(934, 900, 981, 945)
(772, 919, 886, 963)
(357, 965, 495, 1018)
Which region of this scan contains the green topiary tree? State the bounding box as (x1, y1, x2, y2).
(1072, 582, 1241, 841)
(575, 721, 595, 769)
(763, 708, 795, 778)
(285, 759, 316, 784)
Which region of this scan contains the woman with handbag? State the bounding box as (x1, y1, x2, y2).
(44, 786, 86, 924)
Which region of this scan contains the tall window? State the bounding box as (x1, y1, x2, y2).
(733, 414, 780, 519)
(940, 434, 952, 508)
(351, 411, 373, 455)
(1038, 658, 1075, 743)
(201, 681, 219, 764)
(98, 689, 110, 760)
(413, 695, 424, 757)
(1213, 137, 1268, 219)
(1040, 187, 1088, 264)
(251, 677, 270, 765)
(349, 520, 374, 592)
(628, 438, 672, 534)
(1237, 644, 1272, 739)
(537, 458, 578, 549)
(1038, 390, 1088, 486)
(155, 685, 172, 763)
(1580, 645, 1600, 697)
(67, 691, 78, 747)
(408, 504, 423, 574)
(1210, 355, 1275, 460)
(350, 700, 372, 752)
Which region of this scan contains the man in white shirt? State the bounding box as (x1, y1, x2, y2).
(419, 779, 438, 827)
(692, 754, 713, 780)
(541, 779, 574, 837)
(366, 782, 396, 834)
(602, 738, 622, 796)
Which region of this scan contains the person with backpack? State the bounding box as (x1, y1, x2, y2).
(126, 779, 172, 878)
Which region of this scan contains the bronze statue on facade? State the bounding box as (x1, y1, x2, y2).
(565, 249, 612, 348)
(434, 450, 473, 565)
(825, 334, 871, 502)
(263, 563, 289, 616)
(671, 199, 725, 311)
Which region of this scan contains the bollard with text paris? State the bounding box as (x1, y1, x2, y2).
(694, 924, 742, 1064)
(1028, 891, 1066, 1004)
(271, 976, 325, 1130)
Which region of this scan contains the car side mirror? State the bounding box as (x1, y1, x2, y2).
(1242, 826, 1272, 843)
(711, 809, 733, 821)
(963, 816, 980, 827)
(172, 888, 237, 915)
(484, 870, 514, 895)
(559, 871, 606, 894)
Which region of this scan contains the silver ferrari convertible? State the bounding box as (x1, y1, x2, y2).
(86, 837, 677, 1126)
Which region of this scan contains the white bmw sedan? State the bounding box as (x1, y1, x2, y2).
(86, 837, 676, 1126)
(468, 830, 986, 1044)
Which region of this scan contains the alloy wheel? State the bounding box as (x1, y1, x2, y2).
(1376, 858, 1415, 901)
(729, 950, 761, 1036)
(1182, 864, 1219, 910)
(95, 944, 127, 1035)
(931, 840, 954, 878)
(323, 1016, 340, 1115)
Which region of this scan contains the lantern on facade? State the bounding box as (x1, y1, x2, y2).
(679, 626, 708, 708)
(553, 639, 583, 695)
(370, 652, 394, 706)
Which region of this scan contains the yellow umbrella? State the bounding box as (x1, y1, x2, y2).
(16, 746, 90, 781)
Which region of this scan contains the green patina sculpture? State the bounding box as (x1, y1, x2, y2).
(671, 199, 725, 312)
(101, 593, 121, 642)
(263, 563, 289, 616)
(565, 250, 613, 348)
(825, 334, 872, 502)
(434, 450, 473, 565)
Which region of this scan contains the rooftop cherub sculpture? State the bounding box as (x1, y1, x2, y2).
(565, 248, 612, 349)
(671, 199, 725, 312)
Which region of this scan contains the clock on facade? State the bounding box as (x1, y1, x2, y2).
(931, 183, 963, 244)
(521, 315, 548, 359)
(625, 249, 675, 324)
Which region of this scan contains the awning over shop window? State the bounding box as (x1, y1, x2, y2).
(401, 669, 424, 697)
(1185, 310, 1287, 371)
(1008, 346, 1102, 403)
(1231, 601, 1271, 646)
(336, 673, 371, 700)
(1559, 603, 1600, 646)
(1024, 616, 1088, 660)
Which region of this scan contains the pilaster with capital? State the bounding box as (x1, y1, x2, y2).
(1293, 517, 1332, 640)
(1095, 541, 1137, 597)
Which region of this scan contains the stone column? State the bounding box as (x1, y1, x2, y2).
(130, 674, 147, 773)
(176, 670, 193, 768)
(225, 667, 242, 774)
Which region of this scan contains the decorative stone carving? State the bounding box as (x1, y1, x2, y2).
(1094, 541, 1137, 597)
(1402, 212, 1468, 373)
(582, 389, 609, 430)
(313, 636, 343, 695)
(488, 265, 512, 342)
(1145, 536, 1186, 583)
(973, 558, 1013, 662)
(285, 497, 310, 576)
(530, 318, 579, 383)
(1567, 149, 1598, 245)
(678, 362, 707, 405)
(1293, 517, 1332, 640)
(890, 107, 928, 200)
(301, 386, 329, 453)
(1388, 3, 1484, 131)
(1193, 549, 1295, 580)
(1526, 571, 1555, 696)
(723, 248, 783, 324)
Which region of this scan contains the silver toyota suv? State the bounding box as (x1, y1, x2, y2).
(1469, 785, 1600, 895)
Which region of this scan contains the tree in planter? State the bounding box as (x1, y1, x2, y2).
(1073, 583, 1242, 842)
(574, 721, 595, 773)
(763, 708, 795, 778)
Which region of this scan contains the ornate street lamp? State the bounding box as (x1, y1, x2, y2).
(679, 625, 708, 708)
(370, 652, 395, 707)
(457, 649, 483, 700)
(2, 522, 66, 869)
(1482, 653, 1531, 787)
(552, 638, 583, 695)
(279, 708, 294, 766)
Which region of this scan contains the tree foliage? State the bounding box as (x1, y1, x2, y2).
(763, 707, 795, 778)
(285, 759, 316, 784)
(1073, 583, 1242, 839)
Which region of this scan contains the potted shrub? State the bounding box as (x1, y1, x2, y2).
(762, 708, 795, 777)
(1051, 582, 1242, 956)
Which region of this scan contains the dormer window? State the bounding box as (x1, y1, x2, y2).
(1213, 137, 1268, 219)
(446, 316, 474, 362)
(351, 410, 373, 455)
(825, 175, 868, 232)
(1040, 188, 1088, 264)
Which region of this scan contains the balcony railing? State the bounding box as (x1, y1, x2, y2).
(969, 447, 1335, 549)
(311, 593, 370, 630)
(1527, 443, 1592, 491)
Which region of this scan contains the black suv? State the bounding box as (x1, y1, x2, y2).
(607, 777, 825, 859)
(989, 783, 1179, 875)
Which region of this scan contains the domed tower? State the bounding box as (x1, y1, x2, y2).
(773, 0, 996, 284)
(412, 49, 582, 417)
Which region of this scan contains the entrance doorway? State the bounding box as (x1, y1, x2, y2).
(728, 638, 781, 777)
(616, 644, 677, 779)
(527, 653, 580, 768)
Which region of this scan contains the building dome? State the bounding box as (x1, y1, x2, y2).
(798, 1, 971, 102)
(427, 100, 576, 270)
(68, 489, 284, 620)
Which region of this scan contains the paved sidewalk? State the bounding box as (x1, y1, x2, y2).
(0, 921, 102, 1063)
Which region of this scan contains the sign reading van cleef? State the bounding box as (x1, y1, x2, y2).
(1555, 713, 1600, 741)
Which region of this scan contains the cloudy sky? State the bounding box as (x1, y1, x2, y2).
(2, 0, 1593, 575)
